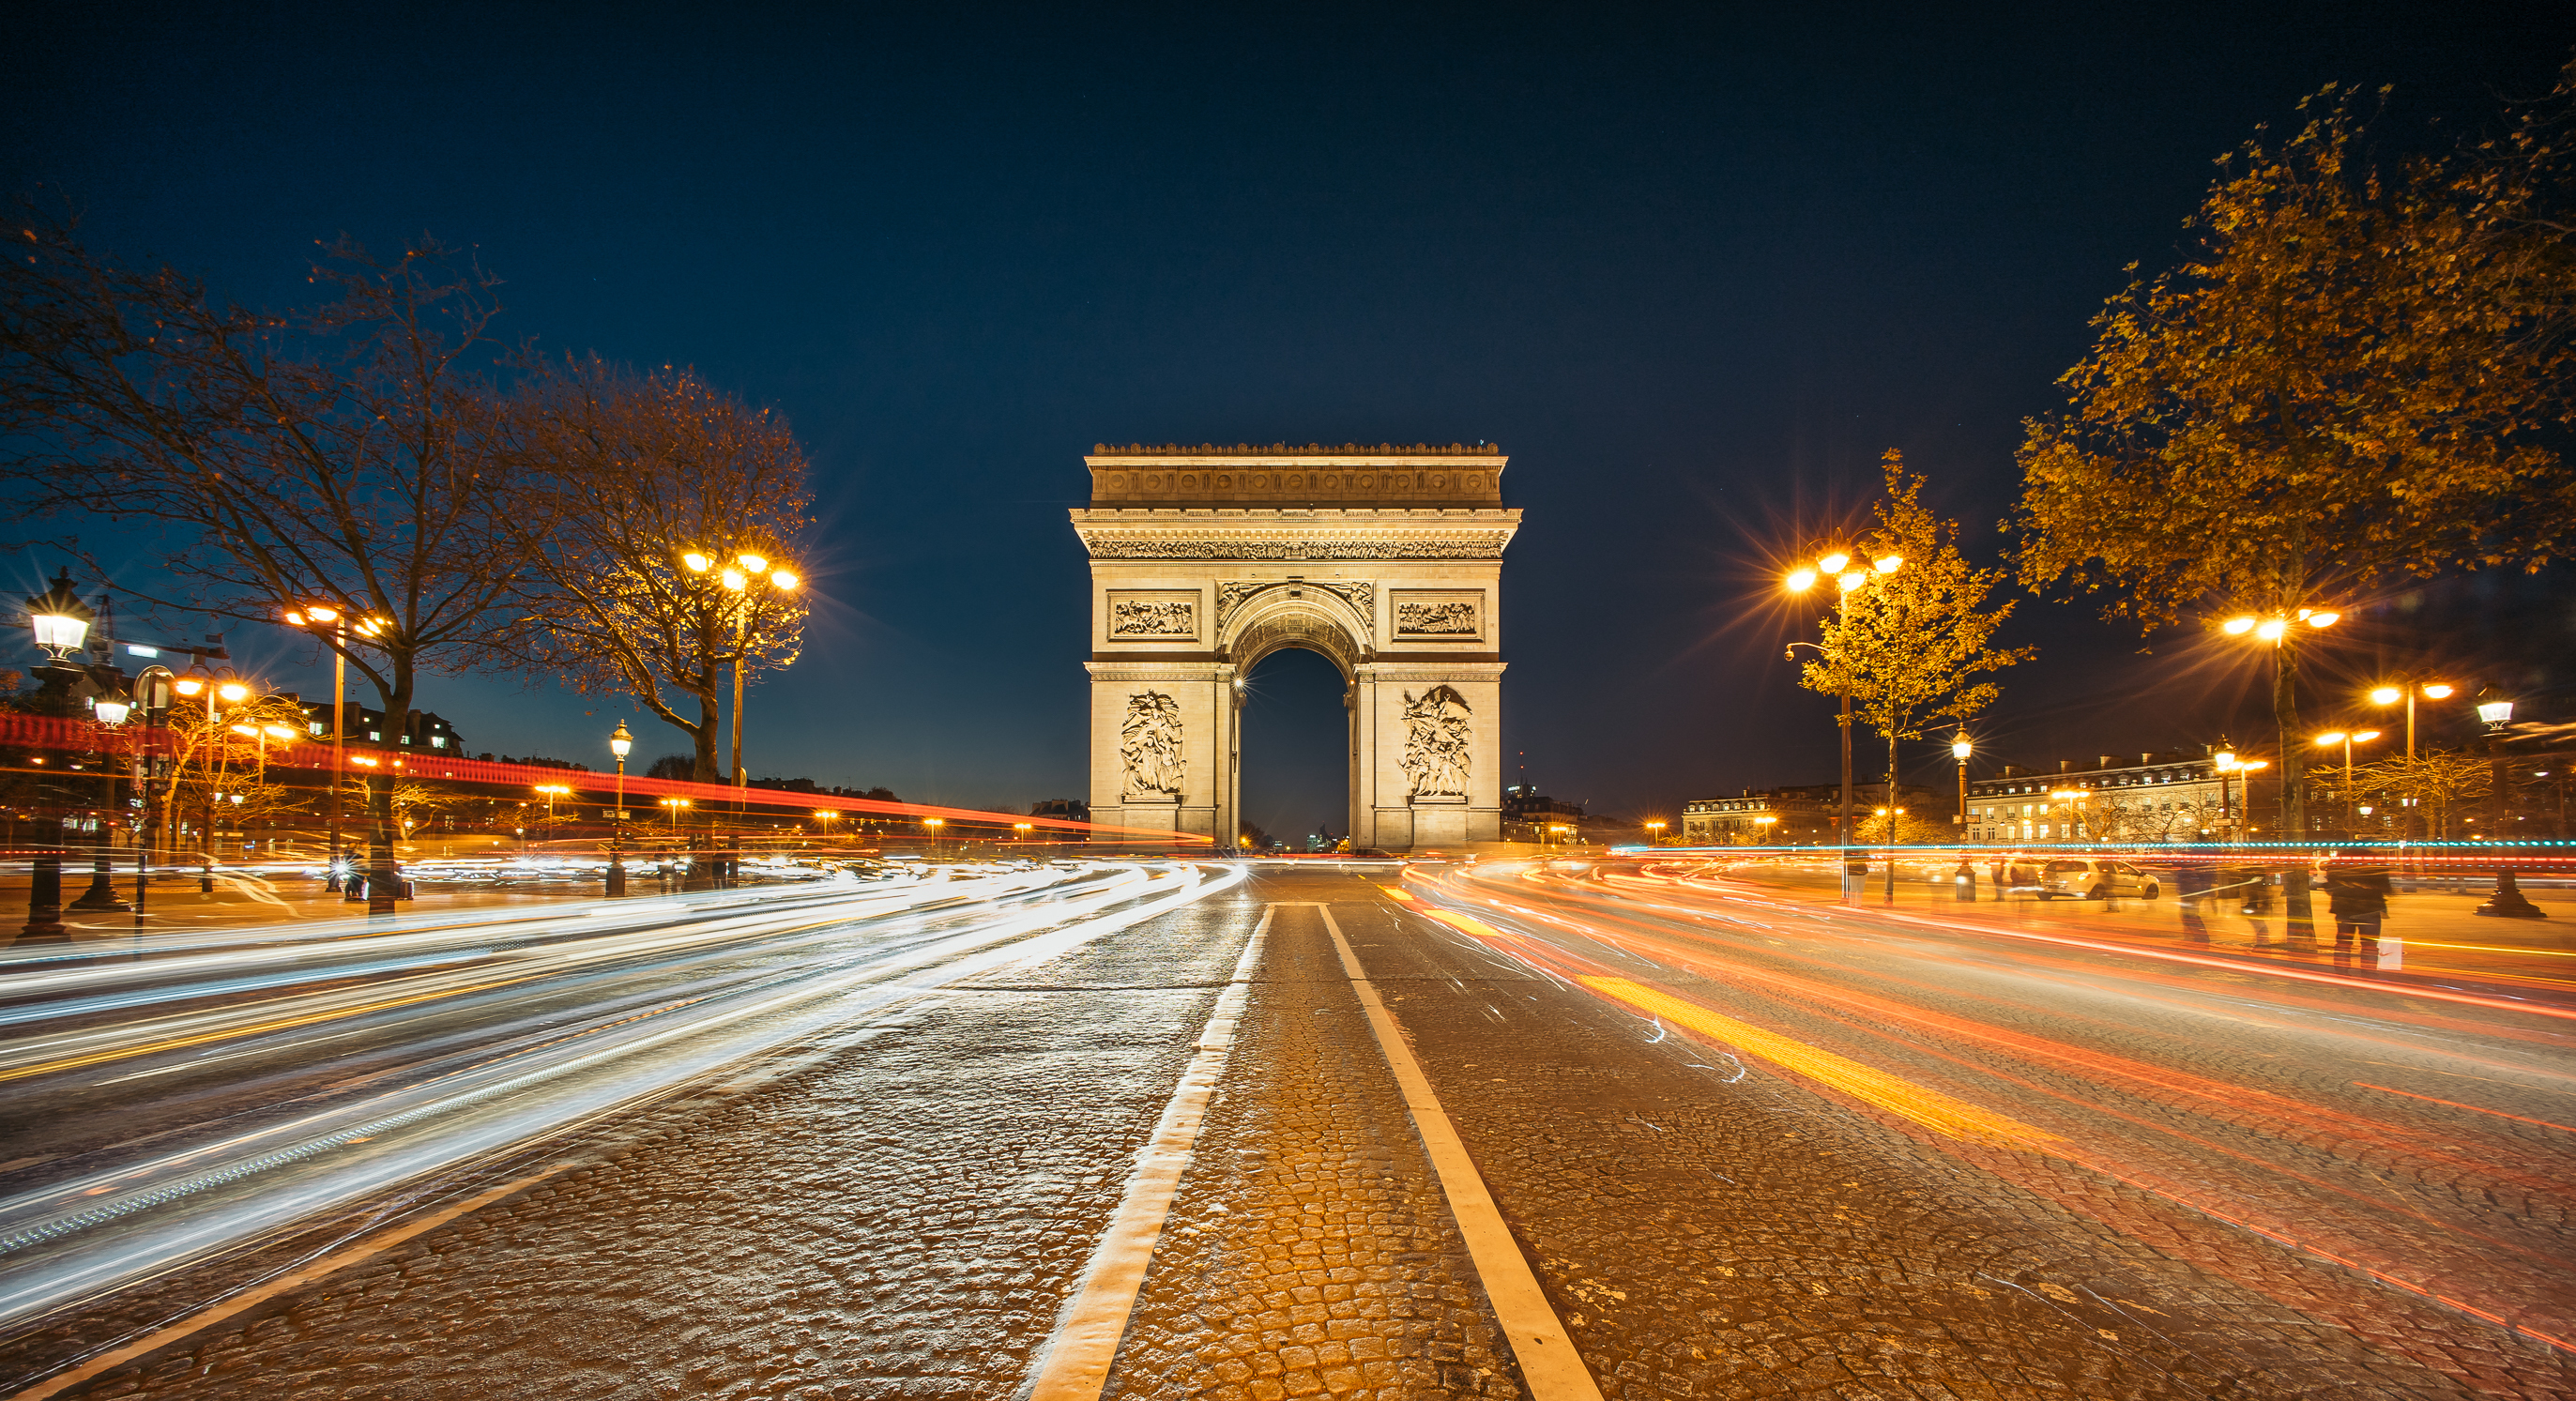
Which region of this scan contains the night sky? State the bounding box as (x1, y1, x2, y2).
(9, 4, 2574, 838)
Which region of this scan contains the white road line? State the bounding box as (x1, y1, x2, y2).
(1319, 904, 1606, 1401)
(1026, 905, 1273, 1401)
(3, 1161, 578, 1401)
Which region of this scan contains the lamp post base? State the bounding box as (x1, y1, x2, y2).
(69, 848, 130, 912)
(2475, 868, 2547, 919)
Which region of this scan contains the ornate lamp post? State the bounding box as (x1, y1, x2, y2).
(1948, 730, 1975, 898)
(1786, 547, 1901, 882)
(607, 722, 633, 896)
(68, 685, 137, 915)
(2472, 694, 2544, 919)
(20, 571, 100, 938)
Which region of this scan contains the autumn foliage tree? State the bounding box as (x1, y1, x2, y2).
(2014, 76, 2576, 840)
(1800, 451, 2036, 845)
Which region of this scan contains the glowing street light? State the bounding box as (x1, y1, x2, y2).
(682, 545, 804, 806)
(2368, 678, 2454, 768)
(2312, 728, 2383, 835)
(607, 721, 633, 897)
(1643, 819, 1667, 845)
(2218, 604, 2341, 847)
(1785, 542, 1901, 854)
(1949, 729, 1973, 830)
(25, 570, 94, 662)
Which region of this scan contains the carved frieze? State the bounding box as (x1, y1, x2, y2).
(1078, 531, 1512, 561)
(1392, 588, 1484, 638)
(1106, 590, 1197, 638)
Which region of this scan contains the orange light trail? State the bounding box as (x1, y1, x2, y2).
(1392, 861, 2576, 1358)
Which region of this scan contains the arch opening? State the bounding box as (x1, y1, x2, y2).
(1236, 646, 1350, 852)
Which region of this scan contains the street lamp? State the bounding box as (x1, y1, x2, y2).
(1949, 730, 1972, 827)
(535, 784, 572, 831)
(284, 604, 355, 889)
(1786, 544, 1901, 856)
(26, 569, 93, 662)
(2311, 729, 2382, 837)
(682, 548, 801, 806)
(2367, 680, 2454, 763)
(1643, 819, 1667, 845)
(2472, 694, 2543, 919)
(923, 816, 945, 860)
(607, 721, 633, 896)
(2219, 605, 2339, 842)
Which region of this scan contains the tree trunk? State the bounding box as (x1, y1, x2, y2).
(366, 659, 416, 920)
(694, 690, 722, 783)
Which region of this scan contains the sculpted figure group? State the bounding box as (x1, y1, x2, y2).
(1120, 691, 1185, 797)
(1398, 684, 1472, 799)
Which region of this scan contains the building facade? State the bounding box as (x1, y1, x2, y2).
(1966, 751, 2234, 844)
(1682, 783, 1935, 845)
(290, 696, 463, 754)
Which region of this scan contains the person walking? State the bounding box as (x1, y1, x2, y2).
(2324, 848, 2394, 973)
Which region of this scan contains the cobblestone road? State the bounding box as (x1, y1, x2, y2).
(8, 863, 2569, 1399)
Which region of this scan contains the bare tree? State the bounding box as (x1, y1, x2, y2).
(499, 357, 813, 782)
(2, 210, 537, 911)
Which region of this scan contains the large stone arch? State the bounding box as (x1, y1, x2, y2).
(1076, 444, 1517, 851)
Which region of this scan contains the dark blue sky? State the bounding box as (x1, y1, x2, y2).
(9, 4, 2573, 834)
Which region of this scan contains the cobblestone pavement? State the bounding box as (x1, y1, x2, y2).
(16, 885, 1269, 1399)
(11, 862, 2571, 1398)
(1393, 861, 2576, 1399)
(1102, 898, 1521, 1400)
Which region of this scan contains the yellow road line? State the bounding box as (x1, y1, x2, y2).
(1327, 906, 1604, 1401)
(1578, 976, 2063, 1154)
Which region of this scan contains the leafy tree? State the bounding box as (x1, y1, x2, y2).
(498, 358, 813, 782)
(1799, 452, 2036, 846)
(2347, 748, 2490, 839)
(1852, 808, 1951, 845)
(2014, 78, 2576, 842)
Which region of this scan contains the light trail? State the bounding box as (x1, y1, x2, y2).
(1398, 857, 2576, 1360)
(0, 861, 1240, 1362)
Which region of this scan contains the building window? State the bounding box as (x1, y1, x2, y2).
(431, 735, 448, 750)
(310, 721, 325, 736)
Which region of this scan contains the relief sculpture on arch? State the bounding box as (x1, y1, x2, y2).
(1399, 684, 1472, 801)
(1120, 691, 1184, 799)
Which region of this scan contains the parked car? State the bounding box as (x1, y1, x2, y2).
(2038, 857, 2160, 900)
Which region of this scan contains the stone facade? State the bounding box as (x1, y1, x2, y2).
(1967, 753, 2231, 844)
(1077, 444, 1517, 850)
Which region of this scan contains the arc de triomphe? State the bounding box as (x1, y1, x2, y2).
(1076, 443, 1519, 851)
